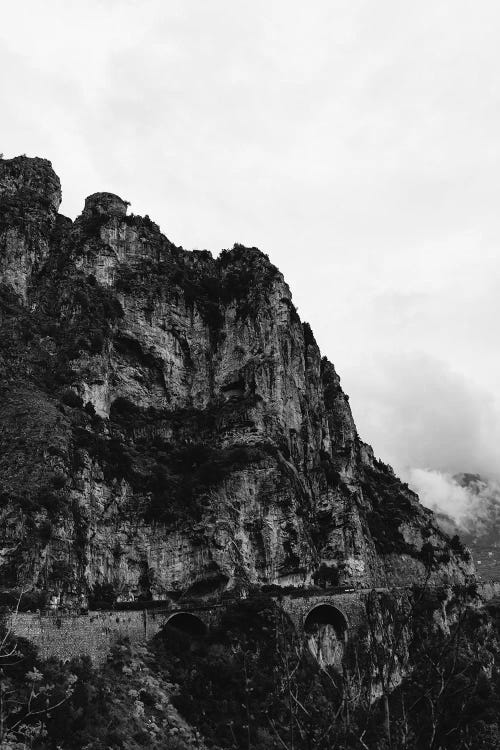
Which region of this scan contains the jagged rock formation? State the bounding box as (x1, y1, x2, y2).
(0, 156, 473, 605)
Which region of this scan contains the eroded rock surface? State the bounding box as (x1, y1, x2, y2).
(0, 156, 473, 605)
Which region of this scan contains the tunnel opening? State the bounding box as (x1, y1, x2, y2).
(165, 612, 207, 638)
(304, 604, 347, 669)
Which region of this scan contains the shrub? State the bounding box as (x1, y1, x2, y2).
(312, 563, 340, 587)
(49, 560, 73, 584)
(61, 389, 83, 408)
(420, 541, 437, 566)
(449, 534, 471, 560)
(37, 518, 53, 543)
(37, 488, 65, 517)
(0, 589, 47, 612)
(88, 582, 116, 609)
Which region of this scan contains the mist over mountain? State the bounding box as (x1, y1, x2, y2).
(408, 469, 500, 579)
(343, 352, 500, 564)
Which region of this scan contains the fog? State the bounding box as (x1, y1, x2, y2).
(344, 352, 500, 478)
(407, 468, 500, 538)
(343, 352, 500, 527)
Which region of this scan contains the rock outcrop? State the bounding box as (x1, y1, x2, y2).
(0, 156, 474, 605)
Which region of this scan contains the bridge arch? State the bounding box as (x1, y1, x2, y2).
(304, 603, 348, 638)
(164, 611, 207, 638)
(303, 604, 348, 669)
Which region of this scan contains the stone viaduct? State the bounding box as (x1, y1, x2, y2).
(8, 588, 368, 665)
(7, 576, 494, 668)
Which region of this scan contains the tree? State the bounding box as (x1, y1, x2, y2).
(0, 593, 77, 748)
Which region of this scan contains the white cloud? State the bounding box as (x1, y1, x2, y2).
(343, 352, 500, 478)
(407, 468, 500, 536)
(407, 469, 475, 527)
(1, 0, 499, 483)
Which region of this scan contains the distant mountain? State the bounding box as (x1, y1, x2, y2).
(440, 474, 500, 580)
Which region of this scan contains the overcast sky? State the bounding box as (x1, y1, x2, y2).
(2, 0, 499, 483)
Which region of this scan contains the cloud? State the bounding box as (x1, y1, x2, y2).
(1, 0, 499, 494)
(407, 469, 475, 528)
(343, 352, 500, 479)
(407, 468, 500, 537)
(342, 350, 500, 534)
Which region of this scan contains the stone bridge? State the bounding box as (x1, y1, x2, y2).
(7, 588, 368, 665)
(9, 582, 494, 666)
(157, 589, 366, 641)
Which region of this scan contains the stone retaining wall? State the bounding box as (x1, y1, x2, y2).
(8, 610, 166, 663)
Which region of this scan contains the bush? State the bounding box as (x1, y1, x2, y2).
(0, 589, 47, 612)
(420, 541, 437, 566)
(88, 582, 116, 609)
(37, 518, 53, 542)
(37, 487, 65, 516)
(449, 534, 471, 560)
(49, 559, 73, 584)
(312, 563, 340, 587)
(362, 465, 423, 558)
(61, 389, 83, 408)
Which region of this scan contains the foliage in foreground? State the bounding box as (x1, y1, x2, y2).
(2, 593, 500, 748)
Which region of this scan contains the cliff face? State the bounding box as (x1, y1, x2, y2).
(0, 156, 473, 603)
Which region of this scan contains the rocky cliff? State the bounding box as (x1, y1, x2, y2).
(0, 156, 473, 605)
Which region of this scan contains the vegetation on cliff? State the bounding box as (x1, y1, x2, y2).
(2, 588, 500, 749)
(0, 155, 489, 749)
(0, 155, 472, 601)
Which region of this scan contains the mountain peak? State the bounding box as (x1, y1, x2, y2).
(0, 154, 61, 215)
(82, 192, 129, 219)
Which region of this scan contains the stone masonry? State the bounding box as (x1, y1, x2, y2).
(8, 590, 369, 664)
